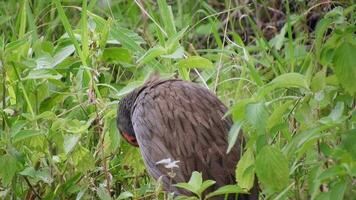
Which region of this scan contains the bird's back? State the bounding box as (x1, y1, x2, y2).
(130, 79, 256, 199)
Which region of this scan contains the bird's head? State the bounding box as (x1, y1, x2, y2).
(117, 92, 139, 147)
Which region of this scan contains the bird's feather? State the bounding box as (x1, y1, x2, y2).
(131, 79, 243, 195)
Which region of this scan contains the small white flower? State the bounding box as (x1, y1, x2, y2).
(156, 158, 172, 165)
(156, 158, 180, 169)
(165, 161, 180, 169)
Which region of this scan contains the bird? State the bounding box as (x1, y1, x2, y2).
(117, 74, 258, 199)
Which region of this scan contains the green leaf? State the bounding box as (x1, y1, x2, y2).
(175, 171, 203, 197)
(332, 41, 356, 94)
(267, 100, 293, 131)
(72, 146, 95, 172)
(97, 186, 112, 200)
(161, 46, 185, 59)
(115, 81, 142, 97)
(245, 102, 268, 135)
(19, 167, 53, 184)
(311, 70, 326, 92)
(227, 121, 243, 153)
(166, 26, 188, 52)
(198, 180, 216, 196)
(52, 44, 76, 67)
(157, 0, 176, 36)
(317, 165, 345, 181)
(258, 73, 309, 97)
(116, 191, 133, 200)
(269, 73, 308, 89)
(270, 24, 287, 50)
(111, 26, 144, 54)
(231, 98, 255, 121)
(24, 69, 62, 80)
(315, 18, 333, 60)
(0, 154, 21, 186)
(175, 182, 195, 194)
(137, 45, 166, 64)
(255, 146, 289, 192)
(342, 129, 356, 160)
(102, 47, 132, 63)
(188, 171, 203, 192)
(206, 185, 245, 199)
(11, 130, 43, 143)
(319, 102, 345, 124)
(235, 148, 255, 190)
(63, 134, 80, 155)
(329, 180, 347, 200)
(177, 56, 213, 69)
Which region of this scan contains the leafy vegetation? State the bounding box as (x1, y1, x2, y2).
(0, 0, 355, 199)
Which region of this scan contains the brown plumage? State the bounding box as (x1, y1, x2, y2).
(117, 76, 258, 199)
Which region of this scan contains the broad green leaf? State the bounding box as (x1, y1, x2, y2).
(198, 180, 216, 196)
(63, 134, 80, 155)
(174, 183, 194, 194)
(32, 111, 56, 121)
(177, 56, 213, 69)
(188, 171, 203, 192)
(317, 165, 345, 182)
(97, 186, 112, 200)
(319, 102, 345, 124)
(230, 98, 255, 121)
(175, 171, 203, 196)
(332, 41, 356, 94)
(269, 73, 308, 89)
(36, 53, 54, 69)
(5, 38, 28, 52)
(166, 26, 188, 52)
(161, 46, 185, 59)
(24, 69, 62, 80)
(258, 73, 309, 97)
(117, 191, 133, 200)
(311, 70, 326, 92)
(308, 166, 323, 199)
(329, 180, 347, 200)
(72, 146, 95, 172)
(245, 102, 268, 135)
(236, 149, 255, 190)
(227, 121, 243, 153)
(62, 118, 95, 134)
(111, 26, 144, 54)
(102, 47, 132, 63)
(315, 18, 333, 60)
(206, 185, 245, 199)
(40, 93, 65, 113)
(19, 167, 53, 184)
(342, 129, 356, 160)
(255, 146, 289, 192)
(137, 45, 166, 64)
(267, 100, 293, 131)
(104, 118, 121, 155)
(52, 44, 75, 67)
(115, 81, 142, 97)
(270, 24, 287, 50)
(11, 130, 42, 143)
(0, 154, 21, 186)
(285, 126, 329, 159)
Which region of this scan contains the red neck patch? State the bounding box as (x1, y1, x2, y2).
(122, 132, 139, 147)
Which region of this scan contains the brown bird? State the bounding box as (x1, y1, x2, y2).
(117, 75, 258, 199)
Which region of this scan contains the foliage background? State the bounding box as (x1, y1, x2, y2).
(0, 0, 355, 199)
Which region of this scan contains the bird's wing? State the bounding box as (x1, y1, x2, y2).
(131, 80, 242, 192)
